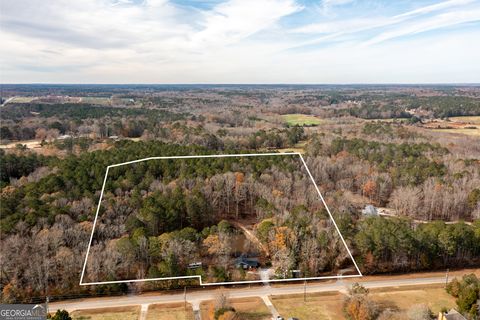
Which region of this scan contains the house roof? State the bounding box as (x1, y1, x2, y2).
(235, 256, 259, 266)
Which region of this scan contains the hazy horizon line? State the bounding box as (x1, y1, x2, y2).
(2, 82, 480, 86)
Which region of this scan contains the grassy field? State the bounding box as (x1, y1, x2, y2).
(70, 306, 140, 320)
(79, 97, 112, 105)
(423, 116, 480, 136)
(368, 118, 410, 122)
(432, 128, 480, 136)
(268, 284, 457, 319)
(369, 284, 456, 314)
(274, 141, 307, 154)
(270, 292, 345, 320)
(10, 97, 37, 103)
(147, 302, 194, 320)
(282, 114, 323, 126)
(200, 297, 271, 320)
(275, 147, 305, 154)
(450, 116, 480, 124)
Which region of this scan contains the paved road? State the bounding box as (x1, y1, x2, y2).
(50, 275, 451, 313)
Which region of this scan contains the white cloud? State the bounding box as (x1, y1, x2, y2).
(0, 0, 478, 83)
(293, 0, 477, 36)
(190, 0, 301, 50)
(395, 0, 475, 19)
(321, 0, 355, 12)
(361, 7, 480, 46)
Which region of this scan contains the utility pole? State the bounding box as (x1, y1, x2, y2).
(445, 268, 449, 288)
(303, 280, 306, 303)
(45, 261, 49, 316)
(184, 286, 187, 310)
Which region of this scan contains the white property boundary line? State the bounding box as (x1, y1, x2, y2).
(80, 152, 363, 286)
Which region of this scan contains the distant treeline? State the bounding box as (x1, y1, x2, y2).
(338, 96, 480, 119)
(0, 102, 191, 142)
(0, 103, 188, 121)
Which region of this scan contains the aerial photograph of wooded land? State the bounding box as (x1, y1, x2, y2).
(83, 153, 357, 285)
(1, 84, 479, 319)
(1, 0, 480, 319)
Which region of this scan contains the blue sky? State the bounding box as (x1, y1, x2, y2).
(1, 0, 479, 83)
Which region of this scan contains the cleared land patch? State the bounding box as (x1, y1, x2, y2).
(270, 291, 345, 320)
(147, 302, 194, 320)
(369, 284, 456, 314)
(79, 97, 112, 105)
(450, 115, 480, 124)
(70, 306, 140, 320)
(282, 114, 323, 126)
(200, 297, 271, 320)
(432, 128, 480, 136)
(9, 97, 38, 103)
(423, 117, 480, 136)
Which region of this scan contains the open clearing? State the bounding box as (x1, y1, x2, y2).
(270, 292, 345, 320)
(146, 302, 194, 320)
(367, 118, 410, 122)
(79, 97, 112, 105)
(432, 128, 480, 136)
(269, 284, 458, 319)
(200, 297, 271, 320)
(0, 139, 42, 149)
(282, 114, 323, 126)
(369, 284, 456, 314)
(450, 116, 480, 124)
(423, 116, 480, 136)
(70, 306, 140, 320)
(8, 96, 38, 103)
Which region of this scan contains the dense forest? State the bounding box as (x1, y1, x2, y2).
(1, 139, 479, 303)
(84, 154, 351, 285)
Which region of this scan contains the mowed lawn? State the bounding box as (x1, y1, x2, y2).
(71, 306, 140, 320)
(147, 302, 194, 320)
(369, 284, 456, 314)
(270, 292, 345, 320)
(282, 114, 323, 126)
(200, 297, 271, 320)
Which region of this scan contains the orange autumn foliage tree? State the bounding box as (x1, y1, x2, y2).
(344, 283, 378, 320)
(346, 297, 375, 320)
(203, 234, 221, 255)
(234, 172, 244, 184)
(218, 311, 238, 320)
(269, 226, 296, 253)
(362, 180, 377, 200)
